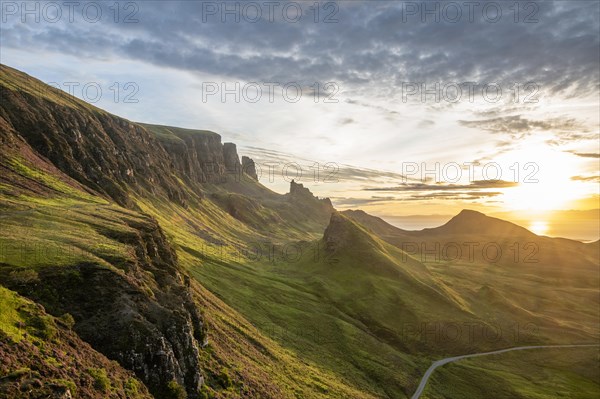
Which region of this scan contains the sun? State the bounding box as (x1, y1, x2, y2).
(498, 144, 586, 211)
(502, 180, 575, 211)
(529, 221, 549, 235)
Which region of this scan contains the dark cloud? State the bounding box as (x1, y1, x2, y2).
(334, 189, 503, 206)
(331, 196, 396, 207)
(2, 0, 598, 97)
(405, 191, 502, 201)
(357, 180, 516, 202)
(364, 180, 518, 192)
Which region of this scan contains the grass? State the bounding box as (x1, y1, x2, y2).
(0, 285, 57, 343)
(139, 123, 220, 145)
(0, 64, 108, 115)
(0, 286, 28, 342)
(6, 157, 101, 203)
(0, 203, 137, 270)
(175, 209, 600, 398)
(88, 368, 112, 392)
(421, 347, 600, 398)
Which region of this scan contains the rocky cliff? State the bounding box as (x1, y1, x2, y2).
(222, 142, 241, 172)
(0, 286, 153, 399)
(0, 69, 187, 208)
(140, 123, 257, 188)
(241, 156, 259, 181)
(289, 180, 333, 210)
(0, 212, 207, 398)
(0, 65, 259, 207)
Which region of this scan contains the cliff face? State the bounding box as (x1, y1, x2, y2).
(143, 123, 228, 186)
(289, 180, 334, 211)
(242, 156, 259, 181)
(140, 123, 257, 188)
(0, 213, 207, 398)
(0, 65, 259, 207)
(0, 84, 186, 208)
(222, 142, 241, 172)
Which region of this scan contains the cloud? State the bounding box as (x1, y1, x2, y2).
(405, 191, 503, 201)
(458, 115, 584, 139)
(2, 1, 598, 98)
(418, 119, 435, 128)
(355, 180, 517, 203)
(344, 99, 400, 116)
(364, 180, 518, 192)
(571, 175, 600, 182)
(546, 131, 600, 146)
(570, 152, 600, 158)
(331, 196, 396, 207)
(241, 145, 415, 183)
(334, 189, 504, 207)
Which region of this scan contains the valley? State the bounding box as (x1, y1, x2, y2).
(0, 64, 598, 399)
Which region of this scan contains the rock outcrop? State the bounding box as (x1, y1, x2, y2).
(242, 155, 259, 181)
(289, 180, 333, 210)
(140, 123, 260, 186)
(222, 142, 241, 173)
(322, 211, 382, 254)
(153, 126, 227, 185)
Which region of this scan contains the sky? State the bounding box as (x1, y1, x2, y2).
(1, 0, 599, 239)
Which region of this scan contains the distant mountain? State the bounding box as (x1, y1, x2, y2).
(425, 209, 536, 237)
(343, 207, 598, 274)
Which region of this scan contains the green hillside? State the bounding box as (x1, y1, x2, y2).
(1, 64, 598, 398)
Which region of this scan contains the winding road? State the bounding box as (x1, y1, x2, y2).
(411, 344, 600, 399)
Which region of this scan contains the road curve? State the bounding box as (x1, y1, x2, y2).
(411, 344, 600, 399)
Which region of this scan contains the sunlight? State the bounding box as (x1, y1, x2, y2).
(498, 143, 587, 211)
(529, 221, 549, 235)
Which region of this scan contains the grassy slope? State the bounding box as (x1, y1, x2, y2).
(0, 128, 375, 399)
(421, 347, 600, 399)
(0, 65, 106, 115)
(174, 207, 599, 398)
(342, 209, 600, 342)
